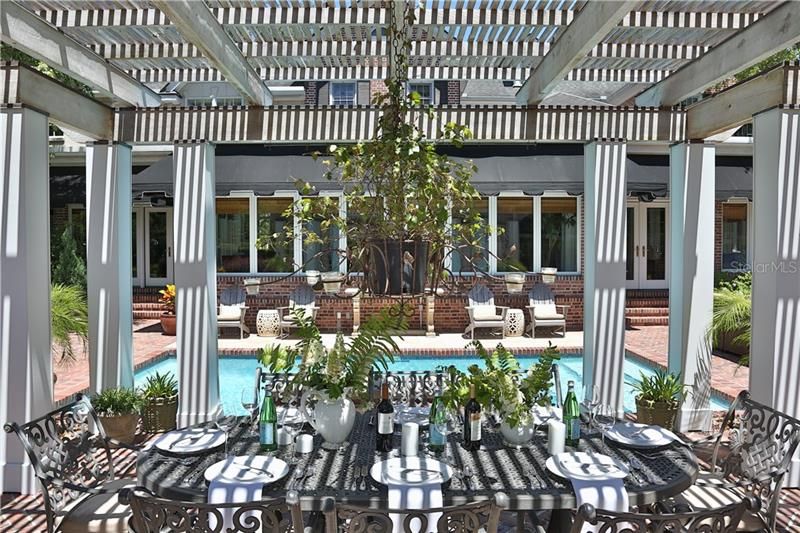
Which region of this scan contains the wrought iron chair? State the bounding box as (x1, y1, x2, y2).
(571, 496, 759, 533)
(322, 492, 509, 533)
(3, 396, 136, 533)
(120, 486, 304, 532)
(218, 286, 250, 338)
(464, 283, 508, 340)
(527, 283, 568, 338)
(666, 391, 800, 531)
(279, 284, 319, 337)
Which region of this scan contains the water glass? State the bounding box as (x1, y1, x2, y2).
(215, 415, 238, 457)
(241, 388, 258, 429)
(581, 384, 600, 422)
(594, 404, 616, 447)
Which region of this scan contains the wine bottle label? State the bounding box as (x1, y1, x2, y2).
(469, 414, 481, 441)
(260, 423, 274, 445)
(569, 419, 580, 440)
(429, 426, 445, 445)
(377, 412, 394, 434)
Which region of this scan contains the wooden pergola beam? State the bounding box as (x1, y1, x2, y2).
(0, 1, 160, 108)
(517, 1, 638, 105)
(152, 0, 272, 106)
(636, 1, 800, 107)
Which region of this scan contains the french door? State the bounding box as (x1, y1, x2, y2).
(136, 207, 173, 287)
(626, 201, 669, 289)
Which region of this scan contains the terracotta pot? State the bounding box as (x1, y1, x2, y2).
(142, 396, 178, 433)
(635, 396, 680, 430)
(99, 413, 139, 444)
(160, 313, 177, 336)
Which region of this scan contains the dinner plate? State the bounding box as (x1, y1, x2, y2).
(371, 456, 453, 485)
(204, 455, 289, 484)
(396, 405, 431, 426)
(153, 428, 227, 454)
(546, 451, 629, 481)
(605, 421, 674, 448)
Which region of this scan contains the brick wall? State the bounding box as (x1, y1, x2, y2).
(51, 207, 69, 241)
(446, 81, 461, 105)
(369, 80, 388, 101)
(714, 201, 723, 272)
(303, 82, 318, 105)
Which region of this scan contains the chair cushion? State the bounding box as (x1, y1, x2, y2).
(670, 475, 767, 532)
(60, 479, 135, 533)
(472, 305, 498, 320)
(218, 304, 242, 321)
(533, 304, 563, 320)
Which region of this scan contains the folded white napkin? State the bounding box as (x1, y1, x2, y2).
(207, 478, 263, 530)
(559, 456, 629, 533)
(387, 480, 443, 533)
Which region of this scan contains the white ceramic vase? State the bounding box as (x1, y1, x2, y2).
(500, 419, 536, 447)
(300, 389, 356, 448)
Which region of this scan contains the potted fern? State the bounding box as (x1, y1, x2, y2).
(632, 369, 686, 429)
(140, 372, 178, 432)
(92, 388, 142, 444)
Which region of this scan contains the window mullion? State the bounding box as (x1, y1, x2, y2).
(533, 196, 542, 273)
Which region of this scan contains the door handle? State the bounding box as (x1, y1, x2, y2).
(635, 244, 639, 257)
(642, 246, 646, 258)
(168, 246, 172, 258)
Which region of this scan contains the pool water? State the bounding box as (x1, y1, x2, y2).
(135, 354, 732, 415)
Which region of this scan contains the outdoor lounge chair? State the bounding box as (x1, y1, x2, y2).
(217, 286, 250, 338)
(665, 391, 800, 531)
(279, 284, 319, 337)
(464, 283, 508, 340)
(120, 486, 304, 532)
(3, 396, 136, 533)
(322, 493, 508, 533)
(571, 496, 759, 533)
(526, 283, 568, 338)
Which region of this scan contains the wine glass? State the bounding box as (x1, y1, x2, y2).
(582, 384, 601, 423)
(430, 408, 458, 463)
(594, 404, 616, 448)
(280, 399, 305, 463)
(215, 415, 238, 458)
(241, 388, 258, 430)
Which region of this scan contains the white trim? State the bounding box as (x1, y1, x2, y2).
(407, 81, 435, 105)
(488, 196, 498, 273)
(248, 194, 257, 274)
(255, 192, 299, 275)
(329, 81, 357, 106)
(538, 192, 581, 275)
(720, 198, 752, 272)
(132, 206, 145, 288)
(532, 196, 542, 273)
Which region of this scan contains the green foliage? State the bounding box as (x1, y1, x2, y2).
(92, 388, 142, 416)
(259, 308, 404, 400)
(50, 283, 88, 365)
(632, 369, 685, 404)
(1, 44, 93, 96)
(733, 45, 800, 83)
(440, 341, 561, 428)
(51, 226, 87, 291)
(139, 372, 178, 400)
(708, 271, 751, 364)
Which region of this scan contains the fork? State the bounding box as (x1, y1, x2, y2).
(352, 464, 363, 490)
(526, 471, 541, 489)
(290, 465, 306, 490)
(359, 465, 369, 490)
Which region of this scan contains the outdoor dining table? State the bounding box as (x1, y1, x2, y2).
(136, 411, 698, 532)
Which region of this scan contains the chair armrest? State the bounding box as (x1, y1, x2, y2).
(496, 306, 509, 319)
(465, 307, 476, 320)
(105, 437, 141, 451)
(698, 470, 782, 492)
(556, 305, 570, 310)
(49, 477, 113, 496)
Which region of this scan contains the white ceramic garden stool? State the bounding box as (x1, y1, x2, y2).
(256, 309, 281, 337)
(504, 308, 525, 337)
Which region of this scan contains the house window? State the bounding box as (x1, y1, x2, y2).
(330, 82, 357, 106)
(67, 204, 87, 259)
(451, 198, 489, 274)
(302, 196, 341, 272)
(216, 198, 250, 273)
(722, 203, 748, 270)
(256, 197, 293, 273)
(541, 197, 578, 272)
(497, 197, 533, 272)
(408, 82, 434, 105)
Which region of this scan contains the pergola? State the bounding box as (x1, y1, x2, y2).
(2, 0, 800, 494)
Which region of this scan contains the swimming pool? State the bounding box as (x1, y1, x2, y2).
(134, 353, 732, 415)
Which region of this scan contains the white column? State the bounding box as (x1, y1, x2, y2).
(172, 142, 220, 427)
(668, 142, 715, 431)
(86, 142, 133, 393)
(583, 141, 627, 415)
(751, 107, 800, 487)
(0, 106, 52, 493)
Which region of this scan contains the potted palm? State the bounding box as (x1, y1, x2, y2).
(140, 372, 178, 432)
(159, 284, 176, 336)
(632, 369, 686, 429)
(92, 388, 141, 444)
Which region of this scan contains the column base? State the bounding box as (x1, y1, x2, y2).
(1, 461, 39, 495)
(676, 404, 712, 432)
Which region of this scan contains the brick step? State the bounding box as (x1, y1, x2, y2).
(626, 316, 669, 327)
(133, 295, 162, 304)
(133, 310, 165, 320)
(625, 307, 669, 316)
(133, 302, 166, 310)
(625, 298, 669, 308)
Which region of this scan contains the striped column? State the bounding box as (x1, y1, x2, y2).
(668, 142, 715, 431)
(172, 142, 221, 427)
(86, 142, 133, 394)
(0, 107, 52, 493)
(583, 140, 627, 415)
(751, 107, 800, 487)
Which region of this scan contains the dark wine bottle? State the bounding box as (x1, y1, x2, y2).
(376, 383, 394, 452)
(462, 383, 481, 451)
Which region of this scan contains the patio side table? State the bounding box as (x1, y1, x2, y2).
(504, 308, 525, 337)
(256, 309, 280, 337)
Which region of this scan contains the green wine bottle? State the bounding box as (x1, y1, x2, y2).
(259, 386, 277, 452)
(428, 387, 446, 453)
(564, 380, 581, 447)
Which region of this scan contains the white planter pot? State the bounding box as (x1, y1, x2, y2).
(306, 270, 321, 286)
(321, 272, 344, 294)
(504, 273, 526, 294)
(541, 267, 557, 284)
(300, 389, 356, 448)
(244, 278, 260, 295)
(499, 420, 536, 447)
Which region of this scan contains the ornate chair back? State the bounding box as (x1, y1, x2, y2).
(371, 370, 452, 406)
(120, 486, 303, 532)
(467, 283, 495, 308)
(3, 396, 115, 528)
(323, 493, 508, 533)
(708, 390, 800, 527)
(571, 496, 758, 533)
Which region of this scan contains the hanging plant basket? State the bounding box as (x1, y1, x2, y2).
(541, 267, 558, 284)
(243, 278, 260, 295)
(504, 273, 526, 293)
(305, 270, 321, 286)
(321, 272, 345, 294)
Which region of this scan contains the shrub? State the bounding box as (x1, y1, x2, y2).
(92, 388, 142, 416)
(51, 225, 86, 291)
(51, 283, 88, 365)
